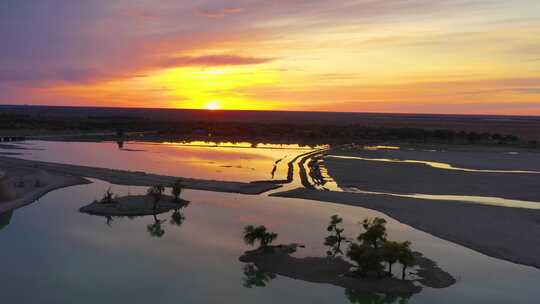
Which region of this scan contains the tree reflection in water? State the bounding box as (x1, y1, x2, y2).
(170, 209, 185, 227)
(345, 288, 411, 304)
(105, 215, 114, 227)
(147, 214, 166, 238)
(0, 210, 13, 231)
(242, 264, 276, 288)
(170, 200, 189, 227)
(116, 140, 124, 149)
(240, 262, 412, 303)
(91, 200, 190, 238)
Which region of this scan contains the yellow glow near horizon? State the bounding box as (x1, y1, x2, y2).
(204, 101, 221, 110)
(40, 65, 281, 110)
(144, 66, 279, 110)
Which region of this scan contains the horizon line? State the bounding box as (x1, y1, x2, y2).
(1, 104, 540, 118)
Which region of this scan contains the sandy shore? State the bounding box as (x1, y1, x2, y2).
(0, 156, 280, 195)
(273, 188, 540, 269)
(324, 147, 540, 202)
(0, 167, 90, 214)
(344, 144, 540, 171)
(0, 155, 280, 214)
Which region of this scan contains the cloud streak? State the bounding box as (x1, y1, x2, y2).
(159, 55, 275, 68)
(0, 68, 109, 85)
(196, 7, 244, 19)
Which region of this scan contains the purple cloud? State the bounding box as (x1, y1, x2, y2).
(196, 7, 244, 19)
(160, 55, 274, 67)
(0, 68, 108, 85)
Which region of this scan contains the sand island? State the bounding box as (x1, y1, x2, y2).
(239, 216, 455, 297)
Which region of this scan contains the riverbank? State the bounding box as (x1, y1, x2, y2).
(0, 167, 90, 214)
(0, 155, 281, 213)
(323, 146, 540, 202)
(0, 156, 280, 196)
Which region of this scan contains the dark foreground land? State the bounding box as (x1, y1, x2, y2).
(1, 105, 540, 146)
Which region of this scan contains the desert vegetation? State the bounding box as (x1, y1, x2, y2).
(325, 214, 348, 257)
(171, 179, 183, 202)
(147, 185, 165, 210)
(97, 188, 116, 204)
(242, 216, 416, 281)
(243, 225, 278, 249)
(238, 215, 454, 298)
(346, 217, 415, 279)
(1, 110, 536, 146)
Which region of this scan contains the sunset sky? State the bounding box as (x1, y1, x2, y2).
(1, 0, 539, 114)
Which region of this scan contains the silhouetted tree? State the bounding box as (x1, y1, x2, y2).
(147, 185, 165, 210)
(358, 217, 387, 250)
(99, 188, 116, 204)
(348, 217, 416, 280)
(398, 241, 415, 280)
(171, 179, 183, 202)
(243, 225, 278, 249)
(382, 241, 401, 276)
(325, 214, 346, 257)
(347, 217, 389, 277)
(347, 243, 385, 276)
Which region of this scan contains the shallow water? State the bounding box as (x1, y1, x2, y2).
(5, 141, 314, 182)
(1, 180, 539, 303)
(306, 156, 540, 209)
(318, 154, 540, 209)
(1, 141, 539, 302)
(326, 154, 540, 174)
(339, 145, 540, 171)
(342, 186, 540, 210)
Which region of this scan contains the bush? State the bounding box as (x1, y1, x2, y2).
(147, 185, 165, 210)
(171, 179, 183, 202)
(243, 225, 278, 249)
(346, 217, 415, 279)
(99, 188, 116, 204)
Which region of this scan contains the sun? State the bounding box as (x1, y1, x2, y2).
(204, 101, 221, 110)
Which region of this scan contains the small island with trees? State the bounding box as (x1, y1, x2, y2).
(79, 179, 188, 216)
(239, 215, 455, 298)
(79, 179, 190, 238)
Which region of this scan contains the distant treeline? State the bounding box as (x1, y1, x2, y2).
(0, 113, 536, 147)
